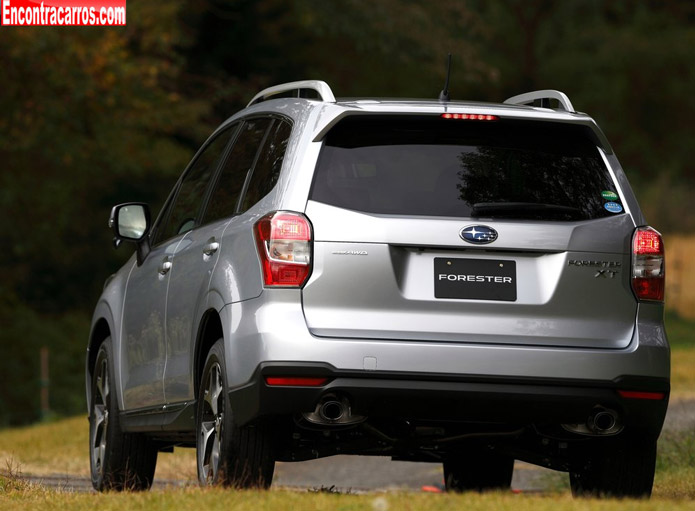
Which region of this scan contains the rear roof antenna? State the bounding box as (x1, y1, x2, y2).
(438, 53, 452, 102)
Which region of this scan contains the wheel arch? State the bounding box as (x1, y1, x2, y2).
(194, 308, 224, 399)
(85, 311, 114, 412)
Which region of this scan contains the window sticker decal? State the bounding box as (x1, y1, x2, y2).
(604, 202, 623, 213)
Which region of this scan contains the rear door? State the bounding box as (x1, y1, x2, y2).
(302, 115, 636, 349)
(164, 118, 271, 404)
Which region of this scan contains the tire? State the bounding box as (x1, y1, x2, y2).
(89, 338, 158, 491)
(569, 437, 656, 498)
(196, 339, 274, 488)
(443, 449, 514, 492)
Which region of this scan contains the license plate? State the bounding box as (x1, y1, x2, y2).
(434, 258, 517, 301)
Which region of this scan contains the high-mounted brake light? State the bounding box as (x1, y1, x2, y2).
(632, 227, 664, 302)
(441, 113, 498, 121)
(254, 211, 312, 288)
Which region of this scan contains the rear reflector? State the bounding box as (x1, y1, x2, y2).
(441, 113, 498, 121)
(631, 227, 664, 302)
(618, 390, 666, 401)
(265, 377, 328, 387)
(254, 211, 312, 287)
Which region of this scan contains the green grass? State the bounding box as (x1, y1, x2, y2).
(666, 311, 695, 350)
(3, 484, 695, 511)
(666, 312, 695, 398)
(654, 428, 695, 499)
(0, 416, 196, 481)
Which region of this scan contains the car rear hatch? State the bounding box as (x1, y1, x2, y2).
(302, 114, 637, 349)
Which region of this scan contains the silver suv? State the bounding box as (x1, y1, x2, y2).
(86, 81, 669, 497)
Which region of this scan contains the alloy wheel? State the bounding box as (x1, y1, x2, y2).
(198, 362, 224, 483)
(91, 355, 110, 479)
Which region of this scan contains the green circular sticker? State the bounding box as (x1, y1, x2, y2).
(601, 190, 618, 200)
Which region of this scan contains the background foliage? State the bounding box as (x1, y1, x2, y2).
(0, 0, 693, 425)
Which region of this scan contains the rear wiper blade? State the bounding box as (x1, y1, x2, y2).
(471, 202, 582, 218)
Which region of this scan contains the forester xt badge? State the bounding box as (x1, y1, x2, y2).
(459, 225, 498, 244)
(568, 259, 621, 279)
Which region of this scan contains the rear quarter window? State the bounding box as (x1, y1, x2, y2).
(241, 119, 292, 211)
(310, 116, 622, 221)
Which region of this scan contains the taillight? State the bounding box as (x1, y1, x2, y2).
(254, 211, 312, 287)
(631, 227, 664, 302)
(441, 113, 498, 121)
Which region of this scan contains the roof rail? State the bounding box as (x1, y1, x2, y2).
(503, 89, 575, 113)
(247, 80, 336, 108)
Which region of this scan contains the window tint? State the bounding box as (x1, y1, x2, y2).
(204, 118, 272, 223)
(311, 116, 619, 221)
(241, 119, 292, 211)
(154, 128, 233, 244)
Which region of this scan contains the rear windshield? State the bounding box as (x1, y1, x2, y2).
(310, 116, 623, 221)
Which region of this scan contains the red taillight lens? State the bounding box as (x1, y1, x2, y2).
(441, 113, 498, 121)
(265, 376, 328, 387)
(632, 227, 664, 302)
(254, 211, 312, 287)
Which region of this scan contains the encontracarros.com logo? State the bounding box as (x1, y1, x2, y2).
(2, 0, 125, 26)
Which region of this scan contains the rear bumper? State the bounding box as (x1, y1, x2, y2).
(224, 292, 670, 385)
(229, 362, 669, 437)
(223, 291, 669, 437)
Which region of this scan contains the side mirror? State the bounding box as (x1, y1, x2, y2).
(109, 203, 151, 265)
(109, 203, 151, 241)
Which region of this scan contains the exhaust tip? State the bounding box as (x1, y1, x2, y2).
(320, 400, 345, 422)
(562, 407, 623, 436)
(302, 394, 366, 426)
(591, 411, 617, 432)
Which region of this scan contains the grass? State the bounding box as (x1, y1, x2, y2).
(671, 350, 695, 399)
(3, 484, 695, 511)
(666, 312, 695, 398)
(0, 415, 197, 481)
(654, 428, 695, 499)
(665, 311, 695, 350)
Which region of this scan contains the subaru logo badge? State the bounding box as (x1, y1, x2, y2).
(459, 225, 498, 244)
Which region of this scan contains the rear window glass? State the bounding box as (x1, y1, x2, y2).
(310, 116, 622, 221)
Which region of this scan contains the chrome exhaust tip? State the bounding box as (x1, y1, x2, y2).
(319, 399, 345, 422)
(302, 394, 366, 425)
(589, 410, 618, 433)
(562, 407, 623, 436)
